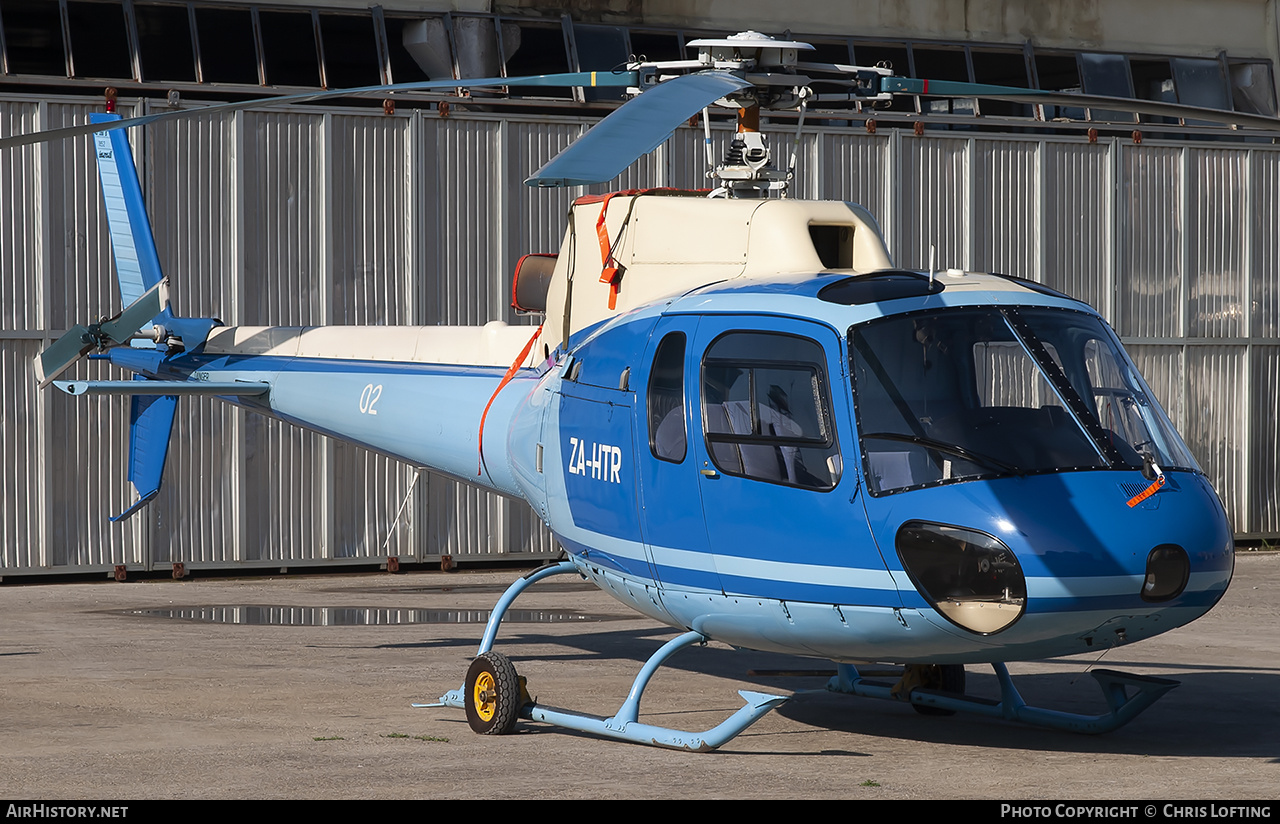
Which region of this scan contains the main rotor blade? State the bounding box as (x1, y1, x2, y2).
(526, 71, 754, 187)
(0, 71, 639, 151)
(884, 77, 1280, 131)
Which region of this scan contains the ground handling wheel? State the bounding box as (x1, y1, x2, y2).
(464, 651, 523, 735)
(909, 664, 966, 716)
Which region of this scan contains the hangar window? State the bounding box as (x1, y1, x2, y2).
(318, 12, 382, 88)
(135, 2, 195, 83)
(1079, 52, 1137, 122)
(971, 48, 1033, 118)
(1230, 60, 1277, 115)
(628, 29, 683, 64)
(1131, 58, 1176, 105)
(912, 46, 975, 116)
(1, 0, 67, 76)
(571, 22, 629, 102)
(193, 6, 258, 85)
(701, 332, 840, 490)
(259, 9, 320, 88)
(383, 14, 435, 83)
(66, 0, 133, 80)
(505, 19, 572, 99)
(1171, 57, 1231, 112)
(1032, 51, 1085, 120)
(1130, 57, 1178, 124)
(805, 37, 853, 67)
(1079, 52, 1133, 98)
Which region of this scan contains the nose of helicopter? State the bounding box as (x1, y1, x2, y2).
(867, 469, 1234, 656)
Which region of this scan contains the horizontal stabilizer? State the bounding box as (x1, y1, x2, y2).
(55, 380, 269, 397)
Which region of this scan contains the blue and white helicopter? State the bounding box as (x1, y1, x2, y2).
(6, 31, 1269, 751)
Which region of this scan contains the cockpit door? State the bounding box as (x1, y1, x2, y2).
(687, 315, 896, 607)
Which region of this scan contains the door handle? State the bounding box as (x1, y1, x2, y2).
(700, 467, 719, 478)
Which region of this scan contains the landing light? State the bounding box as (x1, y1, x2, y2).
(1141, 544, 1189, 602)
(896, 521, 1027, 634)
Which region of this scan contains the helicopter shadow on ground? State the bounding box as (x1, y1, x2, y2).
(379, 623, 1280, 759)
(774, 667, 1280, 760)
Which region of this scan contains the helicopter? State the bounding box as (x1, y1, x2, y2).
(4, 30, 1268, 752)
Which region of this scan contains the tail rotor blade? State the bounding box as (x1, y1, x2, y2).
(100, 279, 169, 344)
(35, 325, 97, 389)
(34, 279, 168, 388)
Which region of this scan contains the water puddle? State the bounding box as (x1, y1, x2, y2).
(121, 605, 612, 626)
(335, 582, 599, 596)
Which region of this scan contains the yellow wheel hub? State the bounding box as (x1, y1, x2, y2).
(473, 672, 496, 722)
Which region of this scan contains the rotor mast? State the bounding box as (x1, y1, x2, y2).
(687, 32, 811, 198)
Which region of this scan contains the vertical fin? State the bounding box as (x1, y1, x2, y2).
(90, 112, 166, 312)
(110, 381, 178, 522)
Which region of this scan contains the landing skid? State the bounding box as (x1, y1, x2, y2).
(826, 661, 1179, 734)
(418, 561, 788, 751)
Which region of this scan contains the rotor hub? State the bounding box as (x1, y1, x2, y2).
(687, 31, 813, 72)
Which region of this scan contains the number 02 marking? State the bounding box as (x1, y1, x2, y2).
(359, 383, 383, 415)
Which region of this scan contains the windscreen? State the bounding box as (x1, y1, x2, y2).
(850, 306, 1196, 495)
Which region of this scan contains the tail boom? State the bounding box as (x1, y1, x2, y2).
(106, 323, 551, 499)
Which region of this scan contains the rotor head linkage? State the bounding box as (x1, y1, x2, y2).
(712, 103, 789, 198)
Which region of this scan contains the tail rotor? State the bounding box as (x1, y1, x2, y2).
(35, 279, 168, 388)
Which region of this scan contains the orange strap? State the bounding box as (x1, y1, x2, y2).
(1126, 473, 1166, 508)
(477, 324, 543, 476)
(595, 194, 623, 310)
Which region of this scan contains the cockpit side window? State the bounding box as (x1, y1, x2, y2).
(700, 331, 841, 490)
(648, 332, 687, 463)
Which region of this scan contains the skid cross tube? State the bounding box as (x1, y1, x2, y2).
(827, 662, 1178, 734)
(425, 561, 788, 750)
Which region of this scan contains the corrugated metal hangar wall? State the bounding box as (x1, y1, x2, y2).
(1, 93, 1277, 575)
